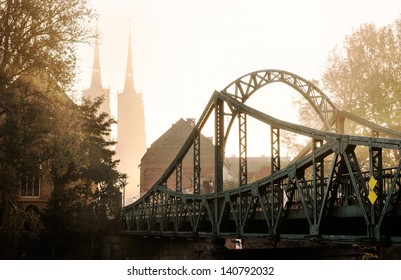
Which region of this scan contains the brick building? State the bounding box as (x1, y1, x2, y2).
(140, 118, 234, 197)
(17, 167, 53, 212)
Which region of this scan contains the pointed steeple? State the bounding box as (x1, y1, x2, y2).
(90, 22, 102, 89)
(84, 22, 111, 116)
(123, 25, 135, 94)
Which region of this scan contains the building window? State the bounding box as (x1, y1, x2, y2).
(20, 168, 40, 197)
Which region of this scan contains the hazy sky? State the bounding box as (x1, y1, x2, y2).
(77, 0, 401, 158)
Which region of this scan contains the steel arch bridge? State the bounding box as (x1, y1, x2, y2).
(121, 69, 401, 244)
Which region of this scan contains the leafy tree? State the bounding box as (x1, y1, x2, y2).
(322, 19, 401, 133)
(42, 97, 124, 259)
(293, 17, 401, 135)
(291, 17, 401, 170)
(0, 0, 93, 92)
(0, 0, 94, 225)
(0, 1, 125, 259)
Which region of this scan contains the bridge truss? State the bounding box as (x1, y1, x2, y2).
(121, 69, 401, 244)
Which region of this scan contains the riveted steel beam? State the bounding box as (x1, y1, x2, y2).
(176, 161, 182, 193)
(194, 131, 201, 194)
(214, 98, 224, 193)
(239, 112, 247, 186)
(271, 127, 280, 174)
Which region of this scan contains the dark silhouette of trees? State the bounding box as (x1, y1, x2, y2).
(0, 1, 125, 259)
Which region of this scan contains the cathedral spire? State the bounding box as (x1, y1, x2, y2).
(123, 25, 135, 94)
(90, 22, 102, 89)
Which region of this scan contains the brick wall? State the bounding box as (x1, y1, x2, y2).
(140, 118, 215, 196)
(17, 169, 53, 211)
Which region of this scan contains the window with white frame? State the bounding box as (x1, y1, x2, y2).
(20, 167, 40, 197)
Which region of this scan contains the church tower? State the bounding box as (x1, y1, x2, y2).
(83, 25, 111, 115)
(116, 28, 147, 203)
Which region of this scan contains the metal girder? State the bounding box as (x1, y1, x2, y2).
(214, 98, 224, 193)
(194, 131, 201, 194)
(311, 139, 324, 234)
(271, 127, 280, 174)
(318, 152, 345, 223)
(229, 191, 256, 235)
(223, 69, 336, 130)
(255, 178, 284, 237)
(370, 147, 383, 224)
(378, 156, 401, 230)
(239, 112, 247, 186)
(176, 161, 182, 193)
(342, 145, 370, 227)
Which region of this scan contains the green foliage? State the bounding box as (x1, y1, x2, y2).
(290, 16, 401, 138)
(42, 97, 125, 259)
(291, 17, 401, 168)
(0, 1, 124, 259)
(293, 17, 401, 135)
(0, 0, 94, 89)
(322, 18, 401, 132)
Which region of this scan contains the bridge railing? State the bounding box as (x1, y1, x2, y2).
(288, 167, 400, 209)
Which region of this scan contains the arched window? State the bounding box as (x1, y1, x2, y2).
(25, 204, 40, 214)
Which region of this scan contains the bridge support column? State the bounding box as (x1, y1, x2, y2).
(311, 139, 323, 236)
(368, 225, 381, 242)
(271, 127, 280, 173)
(239, 112, 247, 186)
(194, 131, 201, 194)
(214, 98, 224, 192)
(310, 225, 319, 236)
(214, 98, 225, 235)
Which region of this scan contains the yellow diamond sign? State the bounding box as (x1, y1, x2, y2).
(368, 190, 378, 204)
(368, 176, 377, 190)
(368, 176, 378, 204)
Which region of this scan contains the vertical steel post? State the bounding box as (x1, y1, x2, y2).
(239, 112, 247, 186)
(194, 131, 201, 194)
(369, 146, 382, 238)
(311, 138, 323, 235)
(271, 127, 280, 174)
(176, 161, 182, 193)
(270, 127, 281, 235)
(214, 98, 224, 193)
(214, 98, 225, 235)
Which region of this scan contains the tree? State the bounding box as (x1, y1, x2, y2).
(0, 0, 93, 92)
(293, 17, 401, 136)
(321, 19, 401, 133)
(0, 1, 125, 259)
(0, 0, 95, 222)
(42, 97, 124, 259)
(290, 17, 401, 171)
